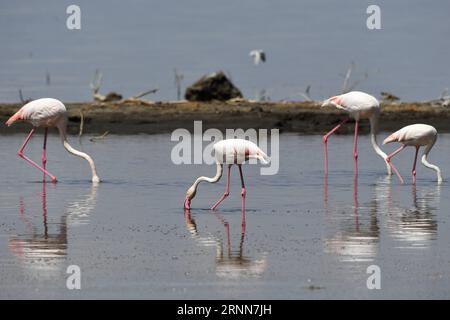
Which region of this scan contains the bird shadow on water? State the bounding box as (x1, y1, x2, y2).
(183, 208, 267, 280)
(8, 182, 98, 275)
(323, 173, 441, 262)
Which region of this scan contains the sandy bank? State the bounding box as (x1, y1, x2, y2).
(1, 100, 449, 135)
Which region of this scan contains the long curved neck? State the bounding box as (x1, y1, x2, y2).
(369, 114, 392, 175)
(192, 162, 223, 191)
(58, 125, 100, 183)
(421, 141, 442, 183)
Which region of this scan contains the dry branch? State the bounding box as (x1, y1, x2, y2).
(174, 69, 184, 100)
(89, 131, 110, 142)
(299, 85, 313, 101)
(340, 62, 369, 94)
(78, 110, 84, 139)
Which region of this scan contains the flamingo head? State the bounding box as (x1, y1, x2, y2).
(184, 186, 196, 210)
(382, 132, 399, 145)
(256, 151, 270, 164)
(321, 96, 341, 108)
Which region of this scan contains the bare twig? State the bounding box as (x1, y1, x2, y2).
(46, 71, 51, 86)
(348, 71, 368, 92)
(90, 69, 108, 101)
(18, 89, 25, 103)
(174, 69, 184, 100)
(90, 69, 103, 94)
(280, 85, 314, 102)
(90, 69, 158, 104)
(420, 88, 450, 107)
(78, 110, 84, 140)
(89, 131, 109, 142)
(441, 88, 450, 107)
(427, 88, 450, 107)
(439, 88, 450, 101)
(341, 62, 355, 93)
(121, 88, 158, 105)
(131, 88, 159, 99)
(18, 89, 31, 104)
(340, 62, 369, 94)
(299, 85, 313, 101)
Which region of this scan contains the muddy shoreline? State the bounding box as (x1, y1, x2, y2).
(1, 101, 449, 135)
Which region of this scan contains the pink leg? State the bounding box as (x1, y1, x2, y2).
(18, 128, 57, 183)
(412, 146, 419, 184)
(42, 128, 48, 182)
(323, 174, 329, 211)
(238, 164, 246, 227)
(211, 165, 232, 210)
(323, 117, 349, 175)
(353, 120, 359, 174)
(386, 145, 406, 184)
(353, 173, 359, 232)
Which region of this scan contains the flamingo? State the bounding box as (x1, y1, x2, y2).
(5, 98, 100, 183)
(184, 139, 269, 221)
(383, 124, 442, 184)
(321, 91, 393, 176)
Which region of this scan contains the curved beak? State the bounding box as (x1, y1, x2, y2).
(184, 198, 191, 210)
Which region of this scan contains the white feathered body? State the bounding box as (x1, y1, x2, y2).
(322, 91, 380, 121)
(383, 124, 437, 147)
(214, 139, 269, 164)
(7, 98, 67, 128)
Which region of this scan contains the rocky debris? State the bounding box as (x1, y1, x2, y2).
(185, 71, 243, 102)
(381, 91, 400, 102)
(94, 92, 123, 102)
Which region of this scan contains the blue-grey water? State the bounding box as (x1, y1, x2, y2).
(1, 0, 450, 102)
(0, 133, 449, 299)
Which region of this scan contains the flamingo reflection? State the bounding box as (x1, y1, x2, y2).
(184, 209, 267, 279)
(324, 174, 380, 262)
(375, 178, 439, 248)
(8, 183, 98, 273)
(324, 174, 440, 262)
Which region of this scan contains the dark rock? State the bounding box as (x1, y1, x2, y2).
(380, 91, 400, 102)
(185, 71, 243, 101)
(104, 92, 123, 102)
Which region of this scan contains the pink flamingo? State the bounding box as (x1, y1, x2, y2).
(184, 139, 269, 221)
(6, 98, 100, 183)
(321, 91, 393, 175)
(383, 124, 442, 184)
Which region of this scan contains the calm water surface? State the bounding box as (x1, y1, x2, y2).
(1, 0, 450, 102)
(1, 133, 450, 298)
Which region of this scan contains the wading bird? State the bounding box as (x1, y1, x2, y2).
(383, 124, 442, 184)
(5, 98, 100, 183)
(249, 50, 266, 65)
(184, 139, 269, 220)
(321, 91, 393, 176)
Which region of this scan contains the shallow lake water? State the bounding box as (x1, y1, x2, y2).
(2, 0, 450, 102)
(1, 132, 450, 299)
